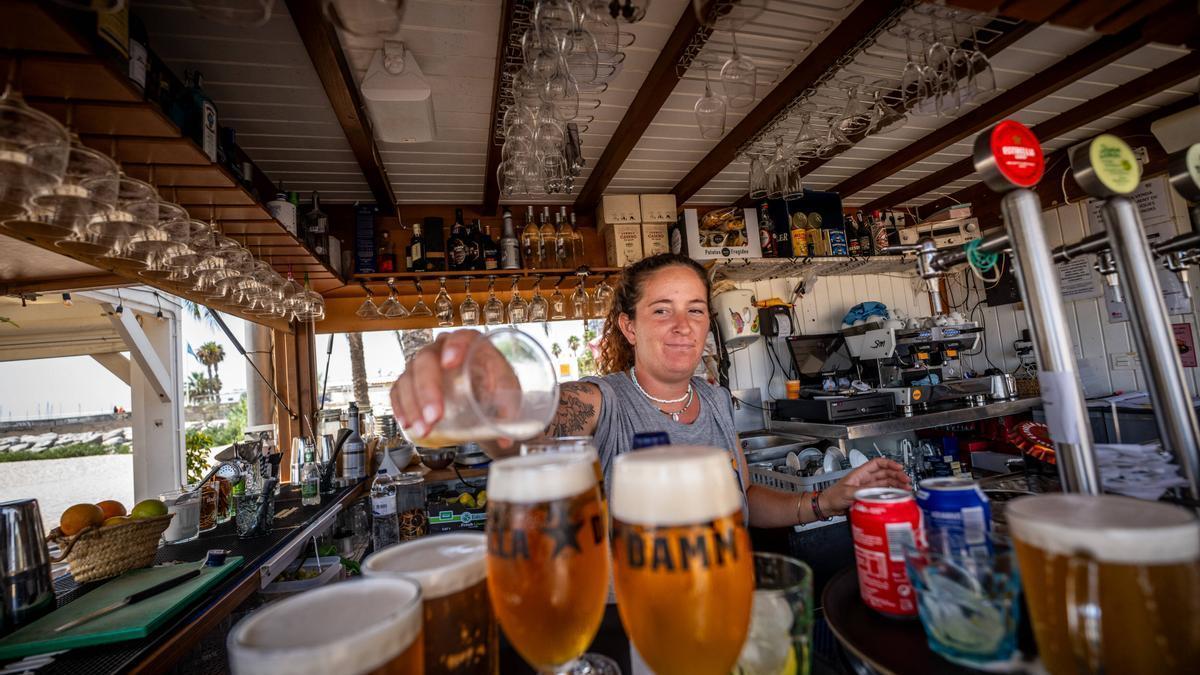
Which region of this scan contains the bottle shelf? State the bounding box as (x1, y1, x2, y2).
(710, 255, 918, 283)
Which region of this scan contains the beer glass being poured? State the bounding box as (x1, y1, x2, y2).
(400, 327, 558, 448)
(485, 452, 612, 675)
(610, 446, 754, 675)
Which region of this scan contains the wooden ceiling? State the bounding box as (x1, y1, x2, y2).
(129, 0, 1198, 221)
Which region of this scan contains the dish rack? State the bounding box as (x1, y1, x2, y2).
(748, 465, 852, 532)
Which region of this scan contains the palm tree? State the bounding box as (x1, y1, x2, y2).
(185, 372, 210, 405)
(567, 335, 581, 357)
(551, 343, 562, 360)
(196, 341, 225, 380)
(347, 332, 370, 409)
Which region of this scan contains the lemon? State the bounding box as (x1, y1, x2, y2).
(456, 493, 477, 508)
(781, 645, 798, 675)
(476, 490, 487, 507)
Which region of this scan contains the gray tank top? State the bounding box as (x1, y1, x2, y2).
(581, 372, 742, 492)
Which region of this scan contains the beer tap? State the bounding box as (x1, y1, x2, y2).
(1162, 250, 1193, 301)
(1094, 250, 1123, 303)
(883, 239, 946, 315)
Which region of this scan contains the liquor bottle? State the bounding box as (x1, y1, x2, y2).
(343, 402, 366, 481)
(846, 214, 861, 256)
(758, 203, 775, 257)
(539, 206, 556, 268)
(378, 229, 396, 273)
(304, 191, 329, 262)
(500, 208, 521, 269)
(521, 205, 540, 269)
(370, 469, 399, 550)
(554, 207, 571, 267)
(95, 4, 130, 80)
(184, 71, 218, 163)
(407, 222, 426, 272)
(568, 211, 584, 266)
(300, 444, 320, 506)
(856, 211, 872, 256)
(128, 12, 148, 94)
(480, 222, 499, 270)
(467, 220, 484, 270)
(447, 208, 468, 271)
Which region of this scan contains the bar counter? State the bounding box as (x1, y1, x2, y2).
(10, 483, 365, 675)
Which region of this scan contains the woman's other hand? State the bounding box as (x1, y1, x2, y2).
(821, 458, 912, 516)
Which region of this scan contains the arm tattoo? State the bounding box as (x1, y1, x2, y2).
(549, 382, 597, 437)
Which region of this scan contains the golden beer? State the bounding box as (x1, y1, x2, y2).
(227, 577, 424, 675)
(1008, 495, 1200, 675)
(485, 453, 609, 670)
(363, 532, 498, 675)
(610, 446, 754, 675)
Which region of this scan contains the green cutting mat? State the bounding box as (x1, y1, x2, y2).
(0, 557, 243, 660)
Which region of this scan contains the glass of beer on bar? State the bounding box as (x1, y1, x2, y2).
(400, 327, 558, 448)
(1007, 494, 1200, 675)
(227, 577, 423, 674)
(363, 532, 498, 675)
(610, 446, 754, 675)
(485, 452, 612, 675)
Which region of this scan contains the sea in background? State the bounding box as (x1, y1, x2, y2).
(0, 455, 135, 532)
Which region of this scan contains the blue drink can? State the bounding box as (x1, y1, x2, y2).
(915, 477, 991, 553)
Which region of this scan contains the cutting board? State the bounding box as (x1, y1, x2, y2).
(0, 557, 242, 660)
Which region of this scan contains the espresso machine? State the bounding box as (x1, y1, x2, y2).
(842, 314, 1014, 414)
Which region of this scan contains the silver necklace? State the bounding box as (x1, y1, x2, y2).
(630, 367, 692, 403)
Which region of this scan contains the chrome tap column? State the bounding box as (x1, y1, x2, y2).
(1073, 137, 1200, 501)
(974, 120, 1100, 494)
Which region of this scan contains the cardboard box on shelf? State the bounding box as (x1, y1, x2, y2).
(597, 194, 641, 228)
(604, 223, 644, 266)
(639, 194, 677, 223)
(642, 222, 669, 257)
(679, 207, 764, 261)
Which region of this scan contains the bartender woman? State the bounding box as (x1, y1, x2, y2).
(390, 253, 910, 527)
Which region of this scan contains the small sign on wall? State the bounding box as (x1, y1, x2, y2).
(1174, 323, 1196, 368)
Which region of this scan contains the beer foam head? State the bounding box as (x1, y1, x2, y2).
(1008, 494, 1199, 564)
(487, 452, 596, 503)
(610, 445, 743, 526)
(363, 531, 486, 598)
(228, 577, 422, 675)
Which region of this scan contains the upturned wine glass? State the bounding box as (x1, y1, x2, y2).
(720, 31, 756, 109)
(508, 278, 529, 324)
(530, 276, 550, 321)
(549, 281, 567, 320)
(434, 277, 454, 326)
(409, 280, 433, 317)
(695, 64, 727, 140)
(483, 276, 505, 325)
(460, 276, 480, 326)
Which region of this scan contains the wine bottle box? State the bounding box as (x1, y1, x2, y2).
(604, 223, 644, 266)
(641, 222, 669, 257)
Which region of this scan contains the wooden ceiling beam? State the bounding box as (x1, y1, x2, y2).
(481, 0, 518, 217)
(572, 4, 707, 213)
(669, 1, 905, 205)
(284, 0, 397, 216)
(828, 25, 1154, 201)
(861, 49, 1200, 212)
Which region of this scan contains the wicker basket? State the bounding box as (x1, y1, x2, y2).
(46, 514, 173, 583)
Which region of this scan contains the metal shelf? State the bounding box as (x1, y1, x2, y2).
(711, 255, 917, 283)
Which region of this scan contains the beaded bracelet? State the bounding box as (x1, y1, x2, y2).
(812, 490, 831, 521)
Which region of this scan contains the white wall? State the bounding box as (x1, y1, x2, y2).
(728, 273, 932, 400)
(728, 175, 1199, 402)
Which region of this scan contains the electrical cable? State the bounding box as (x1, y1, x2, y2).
(207, 309, 302, 428)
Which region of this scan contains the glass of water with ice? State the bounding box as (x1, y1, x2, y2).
(904, 529, 1022, 669)
(735, 553, 813, 675)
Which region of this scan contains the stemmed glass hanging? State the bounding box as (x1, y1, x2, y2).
(549, 279, 567, 320)
(483, 276, 505, 326)
(834, 76, 869, 137)
(694, 63, 727, 140)
(593, 276, 614, 317)
(867, 79, 906, 135)
(817, 107, 852, 158)
(0, 75, 70, 224)
(529, 275, 549, 322)
(356, 286, 382, 320)
(791, 110, 820, 159)
(459, 276, 480, 326)
(379, 278, 409, 318)
(746, 154, 767, 199)
(507, 277, 529, 324)
(408, 280, 433, 317)
(966, 23, 996, 100)
(434, 277, 454, 326)
(571, 277, 590, 319)
(901, 29, 934, 116)
(720, 31, 756, 110)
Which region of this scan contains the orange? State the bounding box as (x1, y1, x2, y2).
(96, 500, 127, 520)
(102, 516, 130, 527)
(60, 503, 104, 536)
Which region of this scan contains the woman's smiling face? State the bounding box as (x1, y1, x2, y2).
(618, 265, 710, 381)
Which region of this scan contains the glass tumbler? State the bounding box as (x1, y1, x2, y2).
(735, 553, 814, 675)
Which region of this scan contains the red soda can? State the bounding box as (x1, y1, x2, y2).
(849, 487, 922, 618)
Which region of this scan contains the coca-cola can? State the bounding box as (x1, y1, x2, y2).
(849, 487, 922, 618)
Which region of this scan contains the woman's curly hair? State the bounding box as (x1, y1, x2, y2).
(597, 253, 711, 375)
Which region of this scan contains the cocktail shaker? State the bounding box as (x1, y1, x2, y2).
(1, 499, 56, 636)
